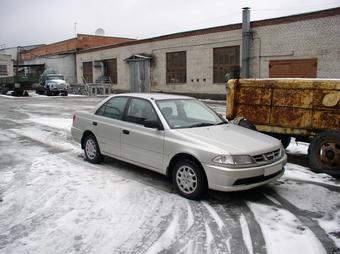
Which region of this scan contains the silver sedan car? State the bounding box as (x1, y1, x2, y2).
(71, 93, 287, 199)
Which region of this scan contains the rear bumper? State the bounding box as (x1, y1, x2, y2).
(203, 154, 287, 192)
(71, 126, 82, 144)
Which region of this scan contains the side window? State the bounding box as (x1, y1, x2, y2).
(125, 98, 158, 125)
(95, 97, 128, 120)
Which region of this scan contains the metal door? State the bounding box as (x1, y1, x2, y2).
(269, 59, 317, 78)
(128, 59, 150, 93)
(83, 61, 93, 83)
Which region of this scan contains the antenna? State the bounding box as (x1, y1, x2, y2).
(95, 28, 105, 36)
(74, 22, 77, 37)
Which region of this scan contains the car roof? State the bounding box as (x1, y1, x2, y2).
(114, 93, 193, 101)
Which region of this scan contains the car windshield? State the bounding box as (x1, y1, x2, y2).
(156, 99, 226, 129)
(47, 75, 63, 80)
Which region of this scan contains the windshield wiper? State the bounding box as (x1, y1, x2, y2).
(188, 122, 215, 128)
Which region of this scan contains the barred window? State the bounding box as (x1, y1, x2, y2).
(0, 65, 7, 75)
(213, 46, 240, 83)
(166, 51, 186, 84)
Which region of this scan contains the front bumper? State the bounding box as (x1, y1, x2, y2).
(203, 154, 287, 192)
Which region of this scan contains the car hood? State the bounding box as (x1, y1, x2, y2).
(48, 79, 66, 84)
(175, 124, 281, 155)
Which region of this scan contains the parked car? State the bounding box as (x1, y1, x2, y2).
(71, 93, 287, 199)
(36, 73, 69, 96)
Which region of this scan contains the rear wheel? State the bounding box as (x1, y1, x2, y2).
(308, 131, 340, 177)
(172, 159, 207, 200)
(84, 134, 104, 164)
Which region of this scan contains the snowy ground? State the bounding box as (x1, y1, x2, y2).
(0, 95, 339, 254)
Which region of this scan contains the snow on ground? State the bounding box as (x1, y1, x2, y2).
(0, 96, 339, 254)
(286, 138, 309, 155)
(247, 202, 326, 254)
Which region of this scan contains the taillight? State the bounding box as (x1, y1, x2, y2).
(72, 114, 76, 125)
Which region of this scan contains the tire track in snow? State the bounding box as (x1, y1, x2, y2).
(264, 188, 338, 254)
(208, 193, 267, 254)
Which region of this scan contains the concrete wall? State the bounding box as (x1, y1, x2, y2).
(77, 30, 242, 97)
(0, 48, 17, 61)
(76, 12, 340, 97)
(24, 54, 76, 84)
(0, 54, 14, 77)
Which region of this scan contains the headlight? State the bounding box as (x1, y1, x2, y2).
(212, 154, 255, 167)
(280, 145, 286, 158)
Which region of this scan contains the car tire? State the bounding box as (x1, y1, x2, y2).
(172, 159, 207, 200)
(308, 131, 340, 178)
(84, 134, 104, 164)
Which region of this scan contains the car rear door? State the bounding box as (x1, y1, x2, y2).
(120, 98, 165, 171)
(93, 96, 128, 157)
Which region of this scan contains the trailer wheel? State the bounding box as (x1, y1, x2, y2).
(308, 131, 340, 177)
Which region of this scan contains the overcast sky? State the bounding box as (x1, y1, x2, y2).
(0, 0, 339, 48)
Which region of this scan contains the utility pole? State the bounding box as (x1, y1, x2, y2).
(74, 22, 77, 37)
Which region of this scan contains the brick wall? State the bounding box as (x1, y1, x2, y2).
(76, 9, 340, 96)
(21, 35, 134, 61)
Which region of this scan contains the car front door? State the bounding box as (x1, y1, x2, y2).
(120, 98, 164, 171)
(93, 96, 128, 157)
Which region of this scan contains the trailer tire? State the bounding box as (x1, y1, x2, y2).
(308, 131, 340, 178)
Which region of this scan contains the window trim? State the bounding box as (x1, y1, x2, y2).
(95, 96, 129, 120)
(155, 99, 226, 129)
(0, 65, 8, 76)
(95, 96, 164, 130)
(166, 51, 187, 84)
(123, 97, 164, 130)
(213, 46, 240, 84)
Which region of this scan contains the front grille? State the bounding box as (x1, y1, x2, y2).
(233, 169, 283, 186)
(252, 149, 281, 165)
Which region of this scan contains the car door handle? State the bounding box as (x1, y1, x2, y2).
(92, 121, 97, 126)
(122, 129, 130, 135)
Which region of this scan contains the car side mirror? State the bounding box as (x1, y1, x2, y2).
(144, 119, 163, 130)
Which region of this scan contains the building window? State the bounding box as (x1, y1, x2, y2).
(213, 46, 240, 83)
(0, 65, 8, 76)
(103, 58, 117, 84)
(166, 51, 186, 84)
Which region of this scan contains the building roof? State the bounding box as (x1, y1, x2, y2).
(21, 34, 136, 60)
(79, 7, 340, 54)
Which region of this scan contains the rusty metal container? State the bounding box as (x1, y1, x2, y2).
(226, 79, 340, 136)
(226, 79, 340, 176)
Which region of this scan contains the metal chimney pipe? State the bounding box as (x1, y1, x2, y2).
(241, 7, 251, 78)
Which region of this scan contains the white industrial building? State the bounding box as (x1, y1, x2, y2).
(76, 7, 340, 98)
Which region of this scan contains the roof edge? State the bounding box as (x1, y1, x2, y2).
(78, 6, 340, 54)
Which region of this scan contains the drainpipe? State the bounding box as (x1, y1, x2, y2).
(241, 7, 251, 78)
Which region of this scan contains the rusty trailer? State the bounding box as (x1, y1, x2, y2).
(226, 78, 340, 176)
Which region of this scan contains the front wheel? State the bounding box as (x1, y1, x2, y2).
(308, 131, 340, 177)
(84, 134, 104, 164)
(172, 159, 207, 200)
